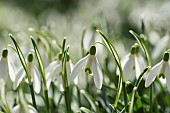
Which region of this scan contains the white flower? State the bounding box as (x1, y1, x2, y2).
(12, 105, 37, 113)
(13, 53, 41, 94)
(45, 52, 74, 90)
(0, 48, 16, 83)
(145, 52, 170, 92)
(117, 44, 146, 82)
(152, 33, 170, 59)
(70, 46, 103, 89)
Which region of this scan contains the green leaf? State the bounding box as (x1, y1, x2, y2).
(31, 37, 46, 85)
(9, 34, 31, 82)
(80, 90, 98, 112)
(134, 92, 143, 111)
(129, 30, 151, 67)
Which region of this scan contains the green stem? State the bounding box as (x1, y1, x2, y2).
(81, 28, 86, 57)
(10, 35, 37, 110)
(64, 87, 71, 113)
(129, 87, 137, 113)
(31, 38, 50, 113)
(29, 84, 37, 109)
(76, 85, 81, 107)
(97, 30, 128, 111)
(56, 94, 62, 111)
(45, 89, 50, 113)
(1, 84, 11, 113)
(129, 67, 149, 113)
(61, 45, 71, 113)
(150, 84, 153, 113)
(113, 74, 122, 107)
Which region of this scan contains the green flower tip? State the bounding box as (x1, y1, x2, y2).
(130, 43, 139, 54)
(66, 53, 70, 61)
(85, 68, 92, 74)
(91, 24, 97, 31)
(163, 52, 169, 61)
(2, 49, 8, 58)
(159, 73, 165, 79)
(28, 53, 33, 62)
(58, 52, 62, 60)
(90, 45, 96, 55)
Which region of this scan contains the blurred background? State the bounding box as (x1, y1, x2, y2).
(0, 0, 169, 61)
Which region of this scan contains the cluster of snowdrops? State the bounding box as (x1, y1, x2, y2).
(0, 29, 170, 113)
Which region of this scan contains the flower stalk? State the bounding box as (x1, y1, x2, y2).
(96, 30, 128, 112)
(31, 37, 50, 113)
(10, 34, 37, 110)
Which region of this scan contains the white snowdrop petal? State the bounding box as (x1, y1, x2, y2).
(145, 61, 163, 87)
(69, 55, 88, 82)
(32, 65, 41, 94)
(13, 67, 25, 90)
(165, 63, 170, 92)
(45, 61, 58, 74)
(92, 57, 103, 89)
(152, 35, 169, 59)
(46, 64, 61, 89)
(0, 59, 8, 82)
(135, 57, 142, 79)
(28, 105, 38, 113)
(116, 54, 131, 75)
(67, 62, 74, 85)
(123, 55, 135, 81)
(77, 69, 87, 89)
(8, 61, 16, 82)
(12, 105, 21, 113)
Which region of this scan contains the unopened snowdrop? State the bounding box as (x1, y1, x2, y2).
(45, 52, 74, 90)
(12, 105, 37, 113)
(145, 52, 170, 92)
(117, 43, 146, 82)
(0, 48, 16, 83)
(70, 45, 103, 89)
(13, 53, 41, 94)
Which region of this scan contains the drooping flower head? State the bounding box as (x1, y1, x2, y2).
(0, 48, 16, 83)
(13, 52, 41, 94)
(70, 45, 103, 89)
(145, 52, 170, 92)
(45, 52, 74, 90)
(117, 43, 146, 82)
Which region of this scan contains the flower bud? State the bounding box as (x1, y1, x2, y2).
(163, 52, 169, 61)
(28, 53, 33, 62)
(2, 49, 8, 58)
(58, 52, 62, 61)
(90, 45, 96, 55)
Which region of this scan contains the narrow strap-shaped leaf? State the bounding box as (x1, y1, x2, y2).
(129, 67, 149, 113)
(129, 30, 151, 67)
(96, 30, 127, 111)
(9, 34, 31, 82)
(31, 37, 46, 86)
(31, 37, 50, 113)
(80, 90, 98, 112)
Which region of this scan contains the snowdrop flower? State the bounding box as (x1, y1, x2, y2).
(13, 53, 41, 94)
(117, 43, 146, 82)
(12, 104, 37, 113)
(145, 52, 170, 92)
(152, 33, 170, 59)
(0, 48, 16, 83)
(45, 52, 74, 90)
(70, 45, 103, 89)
